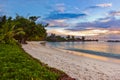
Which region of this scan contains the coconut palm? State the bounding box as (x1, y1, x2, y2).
(0, 20, 25, 44)
(29, 16, 40, 22)
(0, 15, 47, 44)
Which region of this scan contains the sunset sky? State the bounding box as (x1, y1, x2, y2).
(0, 0, 120, 39)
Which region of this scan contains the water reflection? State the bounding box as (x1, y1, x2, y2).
(47, 42, 120, 63)
(47, 42, 120, 55)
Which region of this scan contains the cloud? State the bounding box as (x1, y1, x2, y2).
(89, 17, 115, 28)
(45, 12, 87, 20)
(65, 28, 93, 31)
(109, 11, 120, 16)
(47, 27, 120, 37)
(55, 3, 65, 12)
(63, 17, 120, 35)
(46, 19, 69, 27)
(45, 11, 87, 27)
(97, 17, 111, 23)
(47, 28, 111, 36)
(96, 3, 112, 8)
(88, 3, 112, 9)
(46, 16, 120, 37)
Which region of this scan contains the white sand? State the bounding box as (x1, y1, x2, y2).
(22, 41, 120, 80)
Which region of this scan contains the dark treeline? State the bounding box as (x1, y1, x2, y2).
(107, 40, 120, 42)
(0, 15, 47, 44)
(46, 33, 98, 42)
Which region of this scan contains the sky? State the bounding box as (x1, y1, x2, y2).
(0, 0, 120, 39)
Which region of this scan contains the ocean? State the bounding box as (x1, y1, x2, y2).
(46, 41, 120, 59)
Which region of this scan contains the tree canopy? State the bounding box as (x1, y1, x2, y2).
(0, 15, 47, 44)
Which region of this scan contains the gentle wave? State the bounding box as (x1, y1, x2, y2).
(66, 48, 120, 59)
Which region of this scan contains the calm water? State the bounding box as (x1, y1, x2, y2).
(46, 42, 120, 59)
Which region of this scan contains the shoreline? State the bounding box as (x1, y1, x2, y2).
(45, 42, 120, 64)
(22, 41, 120, 80)
(52, 47, 120, 64)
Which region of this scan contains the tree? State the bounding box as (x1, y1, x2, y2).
(66, 35, 70, 41)
(0, 15, 7, 28)
(0, 19, 25, 44)
(71, 36, 75, 41)
(0, 15, 47, 44)
(28, 24, 47, 41)
(14, 15, 47, 43)
(81, 36, 85, 41)
(29, 16, 40, 22)
(14, 16, 30, 43)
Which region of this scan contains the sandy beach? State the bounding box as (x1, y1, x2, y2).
(22, 41, 120, 80)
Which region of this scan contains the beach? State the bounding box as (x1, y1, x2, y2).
(22, 41, 120, 80)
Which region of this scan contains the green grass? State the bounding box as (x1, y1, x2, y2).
(0, 43, 63, 80)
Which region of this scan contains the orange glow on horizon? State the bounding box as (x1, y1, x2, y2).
(47, 28, 120, 36)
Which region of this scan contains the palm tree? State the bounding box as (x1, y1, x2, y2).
(14, 15, 47, 43)
(13, 16, 31, 43)
(0, 20, 25, 44)
(27, 23, 47, 41)
(81, 36, 85, 41)
(72, 36, 75, 41)
(0, 15, 47, 44)
(66, 35, 70, 41)
(29, 16, 40, 22)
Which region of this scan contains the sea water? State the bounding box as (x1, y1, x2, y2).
(46, 42, 120, 59)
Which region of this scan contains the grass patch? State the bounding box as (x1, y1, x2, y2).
(0, 43, 65, 80)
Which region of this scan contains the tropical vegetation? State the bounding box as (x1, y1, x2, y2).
(0, 15, 72, 80)
(0, 15, 47, 44)
(46, 33, 98, 42)
(0, 43, 61, 80)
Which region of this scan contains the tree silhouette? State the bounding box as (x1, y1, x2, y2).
(81, 36, 85, 41)
(66, 35, 70, 41)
